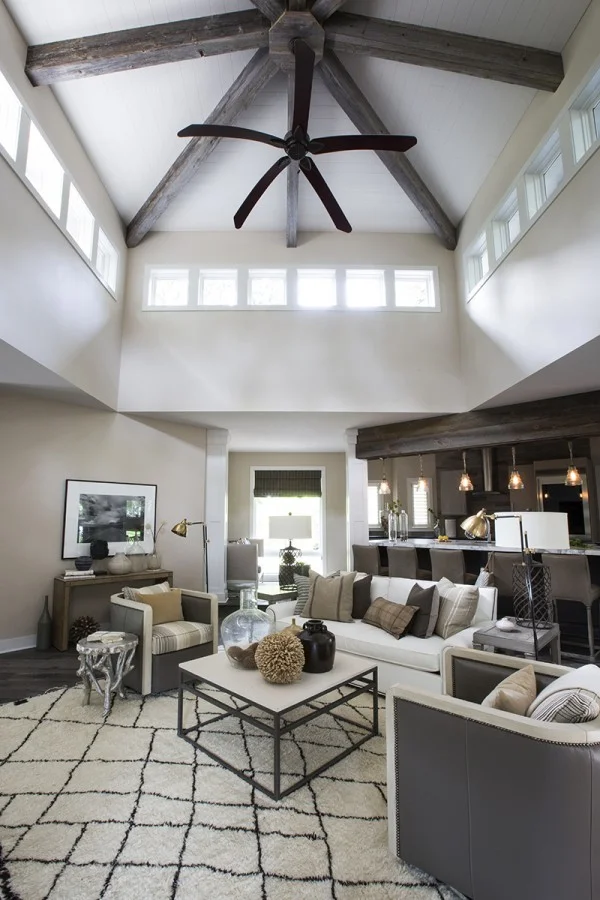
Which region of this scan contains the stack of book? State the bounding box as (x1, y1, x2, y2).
(63, 569, 95, 579)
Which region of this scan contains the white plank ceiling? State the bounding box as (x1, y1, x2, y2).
(3, 0, 592, 235)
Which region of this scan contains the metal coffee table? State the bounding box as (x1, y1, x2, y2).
(178, 651, 378, 800)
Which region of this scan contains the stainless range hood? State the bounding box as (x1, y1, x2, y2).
(477, 447, 504, 494)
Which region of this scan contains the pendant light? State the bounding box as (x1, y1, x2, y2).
(565, 441, 582, 486)
(378, 458, 391, 495)
(458, 451, 474, 492)
(417, 454, 428, 492)
(508, 446, 524, 491)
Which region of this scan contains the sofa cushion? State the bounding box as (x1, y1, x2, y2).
(303, 571, 355, 623)
(133, 588, 183, 625)
(352, 574, 373, 619)
(363, 597, 419, 639)
(434, 578, 479, 639)
(527, 664, 600, 723)
(151, 620, 213, 655)
(123, 580, 171, 602)
(407, 583, 439, 638)
(481, 664, 537, 716)
(280, 615, 445, 672)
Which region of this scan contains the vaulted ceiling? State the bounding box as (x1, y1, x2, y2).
(5, 0, 591, 245)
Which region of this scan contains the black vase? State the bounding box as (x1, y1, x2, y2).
(75, 555, 93, 571)
(299, 619, 336, 673)
(36, 595, 52, 651)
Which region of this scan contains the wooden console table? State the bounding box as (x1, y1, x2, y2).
(52, 570, 173, 651)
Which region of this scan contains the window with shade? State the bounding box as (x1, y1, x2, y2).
(407, 478, 431, 529)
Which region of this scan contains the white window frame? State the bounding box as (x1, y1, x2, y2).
(198, 269, 238, 307)
(465, 233, 489, 295)
(0, 69, 22, 161)
(248, 268, 287, 306)
(367, 482, 385, 527)
(147, 268, 190, 308)
(492, 190, 520, 262)
(394, 268, 439, 310)
(345, 268, 386, 309)
(407, 477, 432, 530)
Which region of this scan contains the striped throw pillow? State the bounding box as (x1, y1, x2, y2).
(530, 689, 600, 723)
(293, 574, 310, 616)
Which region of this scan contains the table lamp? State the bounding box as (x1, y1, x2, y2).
(268, 514, 312, 589)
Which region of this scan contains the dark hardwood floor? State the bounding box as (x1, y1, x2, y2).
(0, 647, 80, 704)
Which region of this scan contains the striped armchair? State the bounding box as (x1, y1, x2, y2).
(110, 588, 218, 695)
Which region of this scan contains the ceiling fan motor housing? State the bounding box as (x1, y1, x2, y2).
(269, 11, 324, 71)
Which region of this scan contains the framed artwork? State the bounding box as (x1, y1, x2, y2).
(62, 479, 157, 559)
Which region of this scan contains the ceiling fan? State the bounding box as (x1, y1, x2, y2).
(178, 39, 417, 233)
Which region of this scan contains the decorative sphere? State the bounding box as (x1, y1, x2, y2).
(255, 632, 305, 684)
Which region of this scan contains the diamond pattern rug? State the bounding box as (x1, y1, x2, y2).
(0, 685, 461, 900)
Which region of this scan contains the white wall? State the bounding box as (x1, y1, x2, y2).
(0, 1, 126, 408)
(456, 0, 600, 408)
(120, 231, 464, 415)
(0, 394, 207, 645)
(228, 452, 347, 574)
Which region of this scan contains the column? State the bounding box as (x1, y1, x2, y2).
(345, 428, 369, 570)
(206, 428, 229, 601)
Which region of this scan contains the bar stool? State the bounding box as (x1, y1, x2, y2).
(430, 548, 477, 585)
(488, 552, 524, 619)
(388, 546, 431, 581)
(541, 554, 600, 661)
(352, 544, 381, 576)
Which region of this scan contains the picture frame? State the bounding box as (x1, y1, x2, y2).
(62, 479, 157, 559)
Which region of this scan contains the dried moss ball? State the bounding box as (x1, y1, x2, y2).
(255, 632, 305, 684)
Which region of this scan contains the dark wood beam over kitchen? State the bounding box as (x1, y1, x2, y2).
(249, 0, 285, 22)
(324, 12, 564, 92)
(356, 391, 600, 459)
(126, 49, 278, 248)
(319, 50, 457, 250)
(25, 10, 270, 85)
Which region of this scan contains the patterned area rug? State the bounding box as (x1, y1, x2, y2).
(0, 685, 461, 900)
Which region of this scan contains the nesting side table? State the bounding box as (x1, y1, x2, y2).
(472, 622, 561, 663)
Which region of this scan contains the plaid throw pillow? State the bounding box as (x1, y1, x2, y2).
(363, 597, 419, 639)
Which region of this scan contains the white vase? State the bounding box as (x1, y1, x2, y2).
(146, 551, 162, 570)
(126, 540, 147, 572)
(107, 553, 133, 575)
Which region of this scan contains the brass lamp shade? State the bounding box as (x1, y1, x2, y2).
(171, 519, 190, 537)
(461, 509, 491, 540)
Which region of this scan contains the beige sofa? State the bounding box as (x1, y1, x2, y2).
(272, 575, 497, 693)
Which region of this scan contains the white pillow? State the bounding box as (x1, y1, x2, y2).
(527, 664, 600, 722)
(136, 580, 171, 594)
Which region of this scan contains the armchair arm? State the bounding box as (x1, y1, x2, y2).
(181, 589, 218, 654)
(110, 593, 153, 695)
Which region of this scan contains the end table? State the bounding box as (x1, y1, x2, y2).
(472, 622, 561, 664)
(76, 633, 138, 718)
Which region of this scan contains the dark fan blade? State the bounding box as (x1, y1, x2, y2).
(309, 134, 417, 155)
(178, 124, 285, 149)
(291, 39, 316, 134)
(300, 159, 351, 233)
(234, 156, 291, 229)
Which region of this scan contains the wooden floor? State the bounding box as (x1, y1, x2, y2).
(0, 647, 80, 704)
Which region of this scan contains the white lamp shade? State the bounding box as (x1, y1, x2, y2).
(268, 515, 312, 541)
(494, 512, 570, 551)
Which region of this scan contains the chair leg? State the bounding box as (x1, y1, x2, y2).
(586, 606, 596, 660)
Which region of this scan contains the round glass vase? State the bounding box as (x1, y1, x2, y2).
(146, 548, 162, 570)
(222, 588, 274, 669)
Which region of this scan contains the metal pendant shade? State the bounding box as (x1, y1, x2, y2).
(461, 509, 491, 540)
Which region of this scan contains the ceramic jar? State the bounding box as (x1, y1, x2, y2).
(107, 553, 133, 575)
(298, 619, 336, 673)
(126, 539, 147, 572)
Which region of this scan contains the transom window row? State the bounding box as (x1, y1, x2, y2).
(146, 267, 439, 310)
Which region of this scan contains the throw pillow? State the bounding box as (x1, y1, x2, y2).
(352, 574, 373, 619)
(406, 583, 439, 638)
(475, 568, 494, 588)
(293, 573, 310, 616)
(481, 664, 537, 716)
(434, 577, 479, 639)
(123, 580, 171, 602)
(133, 587, 183, 625)
(303, 571, 355, 623)
(363, 597, 419, 639)
(527, 664, 600, 722)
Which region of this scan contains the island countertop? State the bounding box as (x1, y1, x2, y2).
(370, 538, 600, 556)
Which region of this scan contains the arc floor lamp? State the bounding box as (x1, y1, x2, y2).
(171, 519, 209, 592)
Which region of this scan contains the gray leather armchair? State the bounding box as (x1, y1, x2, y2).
(110, 589, 218, 695)
(387, 646, 600, 900)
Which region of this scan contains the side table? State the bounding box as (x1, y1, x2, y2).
(76, 633, 138, 718)
(472, 622, 561, 664)
(256, 584, 298, 604)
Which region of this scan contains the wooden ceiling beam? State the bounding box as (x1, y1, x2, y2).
(324, 12, 564, 92)
(311, 0, 348, 23)
(25, 10, 269, 86)
(319, 50, 457, 250)
(249, 0, 285, 22)
(286, 74, 299, 248)
(126, 49, 278, 248)
(355, 392, 600, 459)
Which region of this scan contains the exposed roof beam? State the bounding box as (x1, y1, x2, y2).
(286, 73, 299, 248)
(25, 10, 269, 86)
(355, 392, 600, 459)
(319, 50, 456, 250)
(249, 0, 285, 22)
(324, 12, 564, 92)
(126, 49, 279, 248)
(311, 0, 348, 24)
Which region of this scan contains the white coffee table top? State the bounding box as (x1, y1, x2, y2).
(179, 651, 376, 714)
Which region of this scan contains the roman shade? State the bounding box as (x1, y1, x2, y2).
(254, 470, 322, 497)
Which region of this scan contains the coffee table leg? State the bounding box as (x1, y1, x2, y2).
(372, 668, 379, 735)
(273, 714, 281, 801)
(177, 670, 184, 737)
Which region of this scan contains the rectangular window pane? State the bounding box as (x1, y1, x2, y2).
(395, 270, 435, 308)
(25, 123, 64, 217)
(0, 70, 22, 160)
(411, 480, 430, 527)
(66, 184, 94, 258)
(368, 485, 380, 526)
(542, 154, 563, 199)
(493, 222, 508, 259)
(507, 209, 520, 243)
(593, 101, 600, 139)
(199, 269, 237, 306)
(297, 269, 336, 308)
(96, 228, 118, 291)
(148, 269, 189, 306)
(248, 269, 286, 306)
(345, 269, 386, 308)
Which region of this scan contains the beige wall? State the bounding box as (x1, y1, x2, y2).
(368, 455, 438, 515)
(120, 231, 464, 415)
(0, 394, 207, 646)
(227, 452, 347, 573)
